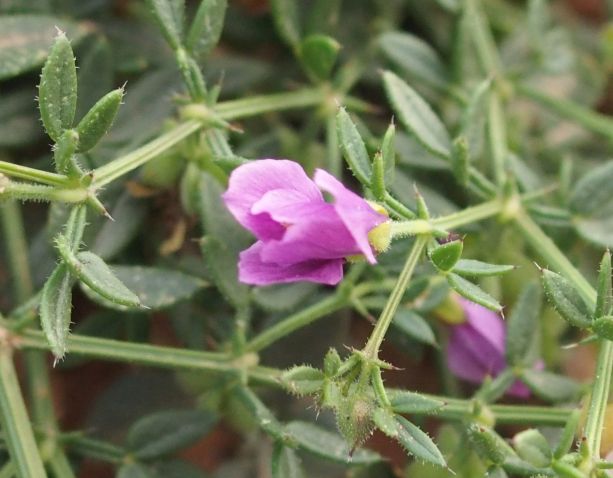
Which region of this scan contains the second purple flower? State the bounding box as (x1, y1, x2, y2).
(222, 160, 388, 286)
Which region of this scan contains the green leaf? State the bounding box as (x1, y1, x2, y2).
(379, 32, 448, 91)
(186, 0, 227, 58)
(150, 460, 207, 478)
(372, 407, 399, 438)
(451, 136, 469, 187)
(281, 365, 325, 396)
(574, 215, 613, 249)
(371, 152, 386, 201)
(513, 429, 552, 468)
(56, 236, 141, 308)
(553, 409, 581, 458)
(593, 315, 613, 341)
(38, 31, 77, 142)
(595, 250, 612, 319)
(394, 416, 446, 467)
(388, 391, 444, 414)
(270, 0, 301, 48)
(117, 463, 154, 478)
(569, 161, 613, 217)
(520, 370, 580, 402)
(299, 34, 340, 81)
(75, 88, 124, 152)
(201, 236, 249, 308)
(430, 240, 463, 272)
(271, 444, 305, 478)
(336, 107, 371, 185)
(146, 0, 185, 50)
(76, 37, 113, 121)
(0, 89, 42, 148)
(284, 421, 382, 465)
(0, 15, 83, 81)
(234, 387, 284, 439)
(466, 423, 514, 465)
(127, 409, 216, 460)
(452, 259, 514, 277)
(382, 71, 452, 159)
(506, 282, 541, 366)
(460, 78, 491, 160)
(541, 269, 591, 328)
(381, 122, 396, 184)
(252, 283, 316, 312)
(53, 129, 80, 176)
(40, 264, 73, 360)
(446, 273, 502, 312)
(84, 266, 207, 311)
(393, 310, 437, 346)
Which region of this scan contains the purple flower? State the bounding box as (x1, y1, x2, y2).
(447, 298, 534, 398)
(222, 159, 387, 286)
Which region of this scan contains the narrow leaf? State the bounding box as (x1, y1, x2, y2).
(430, 240, 463, 272)
(569, 161, 613, 217)
(299, 34, 340, 81)
(284, 421, 381, 465)
(520, 369, 580, 402)
(513, 429, 552, 468)
(541, 269, 591, 328)
(388, 391, 445, 414)
(506, 282, 542, 366)
(452, 259, 514, 277)
(127, 409, 216, 459)
(270, 0, 301, 48)
(467, 423, 514, 465)
(382, 71, 452, 159)
(393, 310, 437, 346)
(40, 264, 73, 359)
(186, 0, 227, 58)
(271, 444, 305, 478)
(595, 250, 612, 319)
(381, 122, 396, 183)
(38, 31, 77, 141)
(394, 416, 446, 467)
(146, 0, 185, 50)
(281, 365, 325, 396)
(447, 273, 502, 312)
(75, 88, 124, 152)
(336, 107, 371, 185)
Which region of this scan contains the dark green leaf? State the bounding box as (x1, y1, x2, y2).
(281, 365, 324, 396)
(336, 107, 371, 185)
(0, 89, 41, 147)
(0, 15, 83, 80)
(593, 315, 613, 340)
(452, 259, 514, 277)
(574, 215, 613, 249)
(186, 0, 227, 58)
(117, 463, 154, 478)
(520, 370, 580, 402)
(447, 273, 502, 312)
(127, 409, 216, 460)
(466, 423, 514, 465)
(388, 391, 445, 414)
(56, 236, 141, 308)
(85, 266, 207, 311)
(451, 136, 469, 187)
(382, 71, 451, 159)
(569, 161, 613, 217)
(270, 0, 301, 48)
(541, 269, 591, 328)
(299, 34, 340, 81)
(284, 421, 381, 465)
(513, 429, 552, 468)
(506, 282, 541, 366)
(76, 36, 113, 120)
(40, 264, 73, 360)
(379, 32, 448, 91)
(393, 310, 437, 346)
(75, 88, 124, 152)
(394, 416, 446, 467)
(38, 31, 77, 141)
(271, 444, 305, 478)
(150, 460, 207, 478)
(146, 0, 185, 50)
(595, 250, 612, 318)
(430, 240, 463, 272)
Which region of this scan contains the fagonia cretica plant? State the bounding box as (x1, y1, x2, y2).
(0, 1, 613, 477)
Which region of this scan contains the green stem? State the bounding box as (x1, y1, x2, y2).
(487, 94, 508, 185)
(244, 293, 350, 353)
(0, 202, 33, 303)
(59, 435, 124, 464)
(432, 197, 504, 230)
(0, 161, 69, 187)
(516, 83, 613, 141)
(214, 88, 326, 121)
(0, 462, 15, 478)
(0, 350, 46, 478)
(514, 211, 610, 458)
(2, 182, 88, 203)
(363, 236, 427, 359)
(92, 120, 202, 187)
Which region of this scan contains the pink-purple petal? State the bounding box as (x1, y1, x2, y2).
(223, 160, 322, 240)
(238, 241, 344, 285)
(314, 169, 386, 264)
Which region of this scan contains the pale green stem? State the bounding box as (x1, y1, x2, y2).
(363, 236, 428, 359)
(0, 350, 47, 478)
(92, 120, 202, 187)
(0, 161, 69, 187)
(432, 197, 504, 230)
(2, 182, 88, 204)
(244, 293, 350, 353)
(214, 88, 326, 121)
